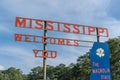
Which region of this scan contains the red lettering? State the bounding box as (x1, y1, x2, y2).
(33, 36, 37, 43)
(35, 20, 43, 30)
(50, 37, 56, 44)
(66, 39, 72, 46)
(15, 17, 109, 37)
(14, 34, 22, 41)
(33, 50, 57, 58)
(46, 21, 54, 30)
(42, 36, 47, 44)
(98, 28, 104, 36)
(50, 51, 57, 58)
(82, 25, 86, 34)
(63, 23, 71, 33)
(74, 40, 79, 46)
(42, 50, 48, 58)
(15, 17, 26, 27)
(33, 50, 40, 57)
(29, 18, 33, 28)
(106, 28, 109, 37)
(57, 22, 61, 32)
(25, 34, 31, 42)
(88, 26, 95, 35)
(58, 38, 65, 45)
(73, 24, 80, 34)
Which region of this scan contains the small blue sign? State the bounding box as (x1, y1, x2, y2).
(90, 42, 112, 80)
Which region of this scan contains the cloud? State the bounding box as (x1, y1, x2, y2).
(0, 46, 36, 73)
(0, 65, 5, 70)
(107, 0, 120, 20)
(0, 46, 32, 58)
(0, 26, 12, 33)
(103, 20, 120, 38)
(0, 0, 110, 22)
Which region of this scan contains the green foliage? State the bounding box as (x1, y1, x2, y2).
(46, 65, 55, 79)
(77, 53, 91, 80)
(0, 67, 24, 80)
(27, 66, 43, 80)
(0, 71, 5, 80)
(54, 64, 71, 80)
(107, 38, 120, 80)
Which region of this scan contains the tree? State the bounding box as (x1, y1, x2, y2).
(0, 71, 5, 80)
(75, 53, 91, 80)
(46, 65, 55, 79)
(0, 67, 24, 80)
(28, 66, 43, 80)
(54, 64, 71, 80)
(6, 67, 23, 80)
(70, 63, 81, 80)
(22, 74, 28, 80)
(107, 38, 120, 80)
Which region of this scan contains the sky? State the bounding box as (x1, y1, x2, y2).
(0, 0, 120, 74)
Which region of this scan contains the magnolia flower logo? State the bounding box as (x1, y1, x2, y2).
(96, 48, 105, 57)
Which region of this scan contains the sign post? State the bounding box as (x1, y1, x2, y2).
(43, 21, 47, 80)
(96, 28, 100, 42)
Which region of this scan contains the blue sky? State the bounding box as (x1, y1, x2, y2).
(0, 0, 120, 74)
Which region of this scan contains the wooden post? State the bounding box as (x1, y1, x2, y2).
(43, 21, 47, 80)
(96, 28, 100, 42)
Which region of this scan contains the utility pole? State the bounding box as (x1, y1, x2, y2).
(43, 21, 47, 80)
(96, 28, 100, 42)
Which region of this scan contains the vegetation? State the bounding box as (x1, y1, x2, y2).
(0, 37, 120, 80)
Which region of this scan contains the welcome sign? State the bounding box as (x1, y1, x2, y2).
(14, 17, 110, 80)
(90, 42, 112, 80)
(15, 17, 109, 58)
